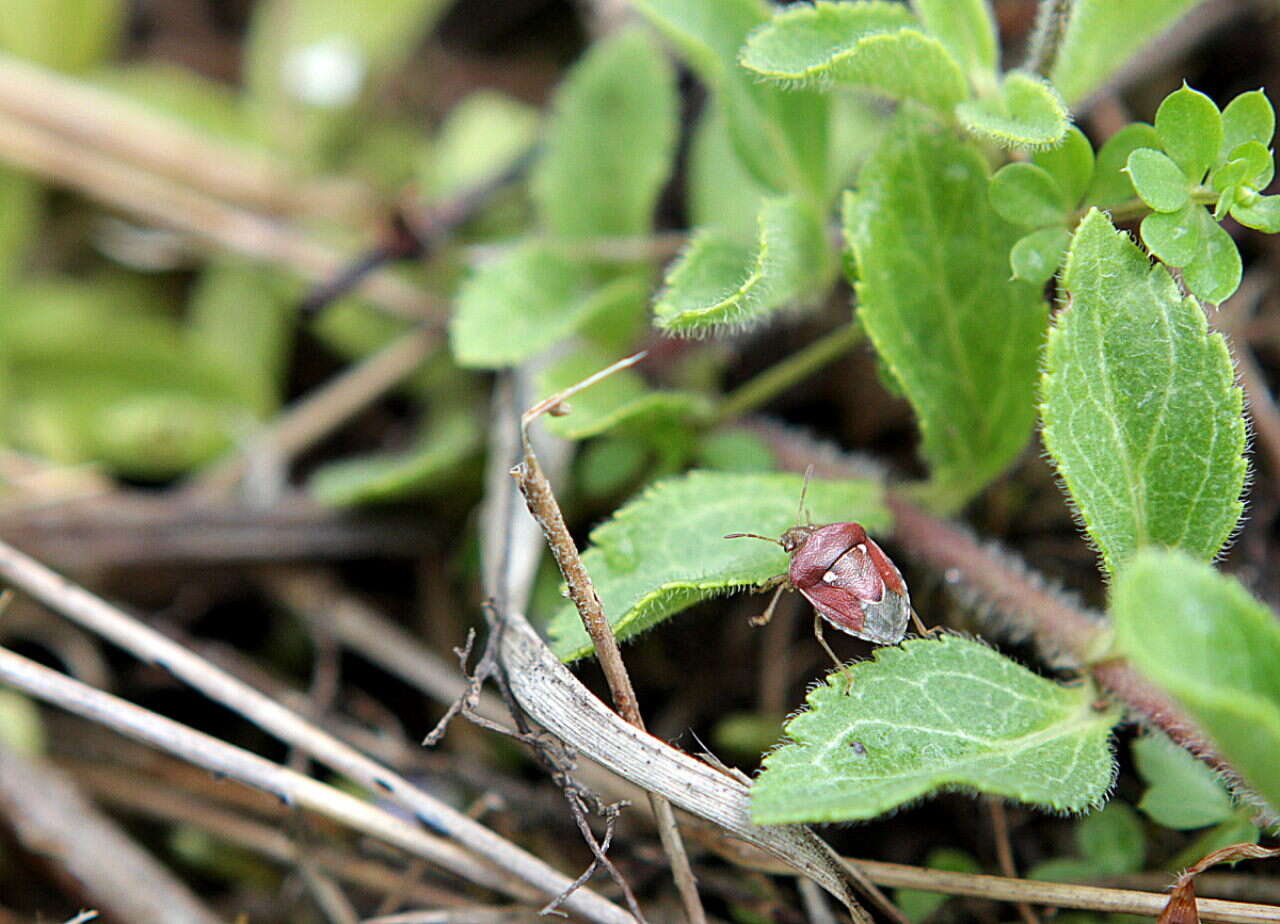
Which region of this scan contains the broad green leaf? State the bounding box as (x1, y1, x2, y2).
(450, 245, 647, 367)
(1233, 194, 1280, 233)
(424, 90, 539, 200)
(653, 196, 833, 335)
(576, 436, 649, 500)
(912, 0, 997, 78)
(1086, 123, 1160, 207)
(1182, 212, 1242, 304)
(1050, 0, 1202, 106)
(1031, 803, 1145, 881)
(846, 112, 1047, 507)
(532, 28, 678, 239)
(956, 71, 1069, 150)
(95, 64, 262, 147)
(1139, 202, 1202, 268)
(739, 2, 966, 111)
(1033, 126, 1095, 208)
(895, 848, 982, 923)
(1010, 228, 1071, 286)
(1156, 85, 1222, 183)
(695, 429, 777, 473)
(989, 162, 1069, 228)
(308, 408, 481, 505)
(0, 0, 125, 72)
(547, 471, 886, 661)
(1133, 732, 1234, 830)
(632, 0, 830, 198)
(1175, 816, 1262, 868)
(1221, 89, 1276, 159)
(1113, 549, 1280, 817)
(1126, 148, 1190, 213)
(750, 636, 1117, 823)
(687, 101, 769, 239)
(0, 168, 39, 286)
(536, 350, 713, 441)
(1042, 210, 1246, 574)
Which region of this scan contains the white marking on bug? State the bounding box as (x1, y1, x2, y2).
(822, 570, 837, 584)
(855, 543, 867, 554)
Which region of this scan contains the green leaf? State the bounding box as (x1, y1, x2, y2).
(1033, 126, 1095, 208)
(1010, 228, 1071, 286)
(1126, 148, 1190, 213)
(1050, 0, 1202, 106)
(0, 0, 125, 72)
(956, 71, 1069, 150)
(739, 1, 967, 111)
(687, 101, 769, 239)
(1181, 212, 1242, 304)
(94, 64, 263, 147)
(450, 245, 648, 368)
(547, 471, 887, 661)
(653, 196, 833, 335)
(424, 90, 539, 200)
(846, 113, 1048, 507)
(989, 162, 1069, 228)
(532, 28, 678, 239)
(1219, 140, 1274, 190)
(632, 0, 830, 199)
(0, 168, 39, 287)
(912, 0, 998, 78)
(1174, 816, 1261, 870)
(1221, 89, 1275, 160)
(695, 429, 777, 473)
(1041, 210, 1246, 575)
(1086, 123, 1160, 207)
(1139, 202, 1202, 268)
(1232, 194, 1280, 234)
(1113, 549, 1280, 818)
(1031, 803, 1146, 880)
(750, 636, 1117, 824)
(308, 409, 481, 505)
(895, 848, 982, 923)
(1133, 732, 1234, 830)
(1155, 85, 1223, 183)
(536, 350, 713, 441)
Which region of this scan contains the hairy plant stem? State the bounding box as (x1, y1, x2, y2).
(1025, 0, 1074, 77)
(717, 322, 865, 423)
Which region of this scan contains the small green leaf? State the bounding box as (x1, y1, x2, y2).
(424, 90, 539, 200)
(895, 848, 982, 923)
(911, 0, 998, 77)
(695, 429, 776, 473)
(653, 196, 833, 335)
(1086, 123, 1161, 207)
(308, 409, 480, 506)
(1113, 549, 1280, 818)
(1181, 213, 1242, 304)
(1232, 194, 1280, 234)
(1125, 148, 1190, 213)
(1221, 89, 1275, 160)
(956, 71, 1069, 150)
(847, 113, 1048, 506)
(750, 636, 1117, 824)
(451, 245, 647, 368)
(1010, 228, 1071, 286)
(1050, 0, 1202, 106)
(990, 162, 1069, 228)
(1033, 126, 1095, 208)
(0, 0, 125, 72)
(687, 101, 769, 239)
(1139, 202, 1202, 268)
(1041, 210, 1246, 575)
(1220, 140, 1274, 190)
(739, 1, 967, 110)
(1155, 85, 1223, 183)
(1133, 733, 1234, 830)
(547, 471, 886, 661)
(532, 28, 678, 239)
(1031, 803, 1146, 880)
(1174, 816, 1262, 870)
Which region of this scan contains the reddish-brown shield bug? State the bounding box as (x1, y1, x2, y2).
(726, 468, 925, 667)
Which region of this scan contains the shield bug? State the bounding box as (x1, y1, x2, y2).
(726, 468, 925, 668)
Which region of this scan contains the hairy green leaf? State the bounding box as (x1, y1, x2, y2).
(1156, 85, 1223, 183)
(654, 196, 833, 335)
(1133, 732, 1234, 830)
(1010, 228, 1071, 286)
(751, 636, 1117, 823)
(450, 245, 647, 368)
(846, 112, 1047, 507)
(1114, 549, 1280, 818)
(1221, 89, 1275, 159)
(1033, 126, 1095, 208)
(1086, 122, 1160, 207)
(0, 0, 125, 72)
(989, 162, 1069, 228)
(956, 71, 1069, 150)
(532, 28, 678, 239)
(739, 1, 966, 110)
(1126, 148, 1190, 213)
(547, 471, 886, 661)
(1050, 0, 1202, 106)
(912, 0, 997, 78)
(1042, 210, 1246, 575)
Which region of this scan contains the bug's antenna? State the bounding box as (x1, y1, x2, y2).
(724, 532, 781, 545)
(798, 464, 815, 525)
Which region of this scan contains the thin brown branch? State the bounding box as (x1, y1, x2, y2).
(987, 797, 1040, 924)
(0, 537, 635, 924)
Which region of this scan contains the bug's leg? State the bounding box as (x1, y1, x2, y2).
(813, 614, 853, 692)
(749, 582, 788, 627)
(910, 607, 941, 637)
